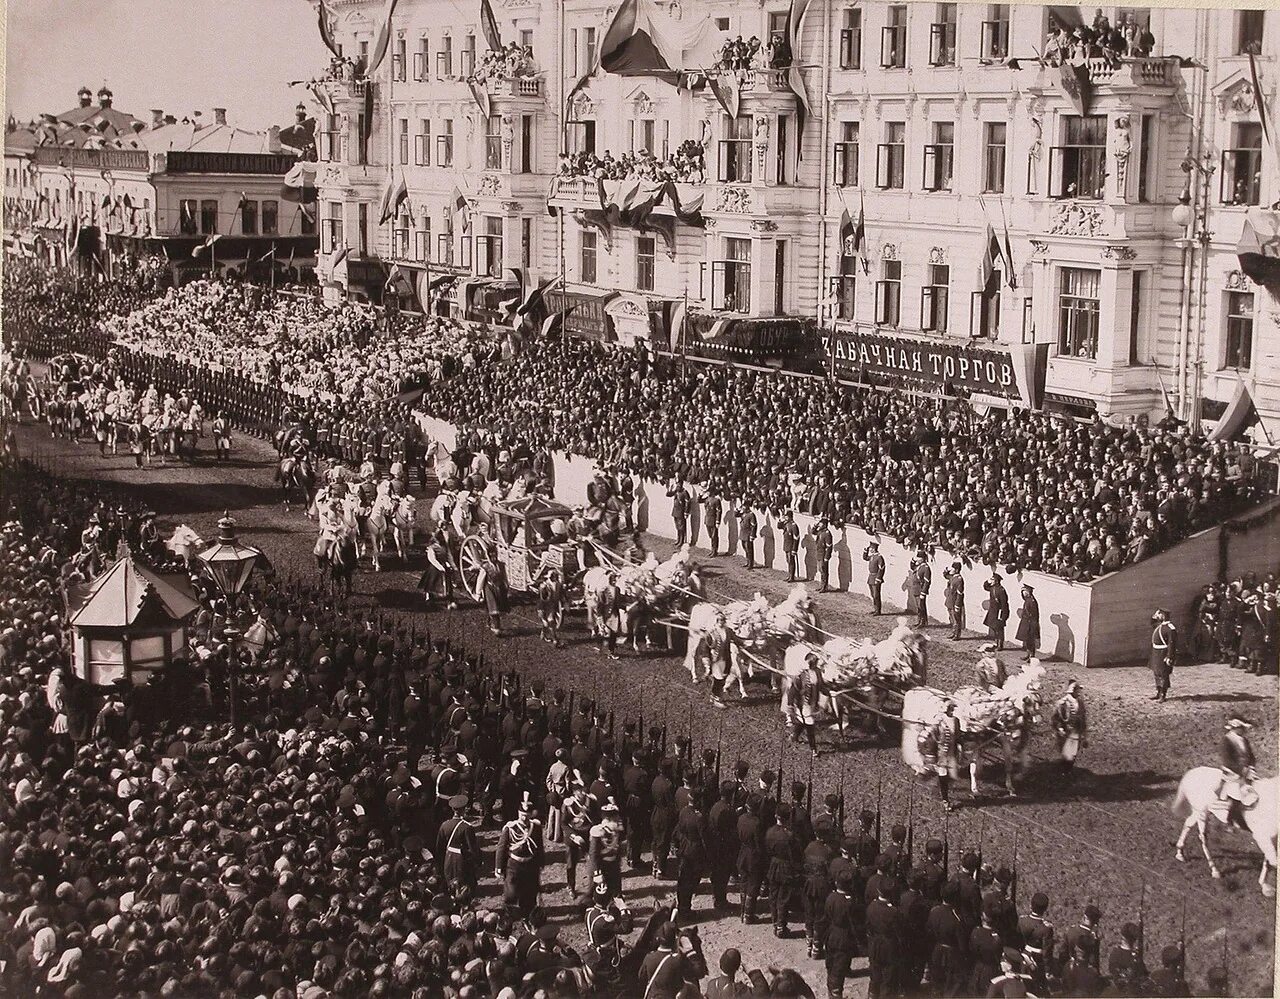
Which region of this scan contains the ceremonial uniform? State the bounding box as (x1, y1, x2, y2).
(1150, 616, 1177, 700)
(984, 577, 1010, 650)
(782, 516, 802, 583)
(587, 811, 626, 899)
(739, 507, 758, 569)
(802, 838, 834, 957)
(927, 900, 970, 997)
(495, 811, 543, 915)
(672, 803, 708, 915)
(1051, 686, 1087, 769)
(703, 493, 723, 555)
(945, 567, 966, 639)
(864, 545, 886, 615)
(814, 521, 834, 591)
(865, 893, 902, 999)
(737, 807, 766, 923)
(765, 820, 799, 936)
(435, 799, 479, 901)
(824, 883, 857, 999)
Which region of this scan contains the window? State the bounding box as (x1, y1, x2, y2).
(394, 37, 407, 81)
(630, 119, 656, 153)
(1050, 115, 1106, 199)
(981, 5, 1010, 60)
(521, 217, 532, 269)
(477, 215, 503, 277)
(570, 29, 579, 75)
(1058, 267, 1100, 358)
(1221, 123, 1263, 206)
(716, 17, 730, 31)
(1128, 271, 1144, 365)
(438, 35, 453, 77)
(485, 115, 503, 170)
(416, 214, 431, 262)
(415, 37, 430, 80)
(713, 237, 752, 312)
(877, 122, 906, 189)
(581, 231, 599, 283)
(983, 122, 1007, 193)
(840, 8, 863, 69)
(358, 203, 369, 255)
(356, 114, 367, 164)
(568, 120, 596, 155)
(972, 277, 1000, 339)
(399, 118, 410, 165)
(637, 236, 656, 291)
(1225, 291, 1254, 370)
(359, 39, 370, 68)
(437, 119, 454, 166)
(834, 121, 859, 187)
(200, 199, 218, 234)
(923, 122, 954, 191)
(719, 116, 753, 183)
(394, 212, 411, 259)
(325, 201, 344, 252)
(882, 5, 907, 68)
(437, 224, 454, 265)
(519, 29, 534, 56)
(462, 34, 477, 77)
(875, 259, 902, 326)
(768, 11, 790, 49)
(460, 233, 473, 270)
(832, 262, 857, 322)
(415, 119, 431, 165)
(521, 115, 534, 173)
(774, 240, 787, 313)
(240, 199, 258, 235)
(1137, 114, 1154, 203)
(584, 27, 597, 69)
(322, 112, 342, 161)
(929, 3, 957, 65)
(179, 198, 199, 235)
(921, 263, 950, 333)
(1238, 9, 1265, 55)
(776, 114, 790, 185)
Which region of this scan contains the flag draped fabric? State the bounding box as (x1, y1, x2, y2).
(786, 0, 815, 148)
(853, 192, 869, 275)
(368, 0, 401, 74)
(1248, 52, 1273, 150)
(1001, 222, 1017, 289)
(708, 73, 740, 121)
(977, 223, 999, 292)
(360, 83, 376, 162)
(468, 80, 492, 119)
(379, 171, 409, 224)
(838, 204, 853, 256)
(191, 234, 223, 259)
(331, 245, 351, 268)
(317, 0, 340, 57)
(1058, 60, 1093, 116)
(480, 0, 503, 51)
(517, 275, 562, 317)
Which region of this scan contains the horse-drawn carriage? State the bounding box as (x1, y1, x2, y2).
(455, 495, 585, 604)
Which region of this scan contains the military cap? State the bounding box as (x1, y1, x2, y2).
(702, 749, 717, 765)
(860, 809, 875, 825)
(926, 838, 944, 855)
(1031, 892, 1050, 912)
(1084, 904, 1102, 922)
(760, 770, 776, 786)
(961, 852, 980, 871)
(1160, 945, 1181, 967)
(448, 795, 468, 810)
(1121, 922, 1140, 941)
(891, 824, 907, 840)
(791, 780, 806, 799)
(995, 866, 1014, 885)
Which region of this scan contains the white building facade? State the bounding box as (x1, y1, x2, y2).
(311, 0, 1278, 439)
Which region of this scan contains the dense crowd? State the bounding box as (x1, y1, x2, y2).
(472, 43, 537, 84)
(557, 141, 707, 184)
(1188, 572, 1280, 674)
(714, 35, 793, 71)
(1043, 11, 1156, 65)
(0, 456, 1227, 998)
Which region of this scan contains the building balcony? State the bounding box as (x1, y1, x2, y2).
(1026, 56, 1180, 104)
(483, 75, 544, 100)
(702, 67, 800, 113)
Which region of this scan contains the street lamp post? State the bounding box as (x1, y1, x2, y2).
(194, 514, 263, 730)
(1171, 154, 1216, 433)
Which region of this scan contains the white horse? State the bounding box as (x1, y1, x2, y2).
(366, 494, 395, 571)
(1173, 767, 1278, 896)
(391, 494, 416, 561)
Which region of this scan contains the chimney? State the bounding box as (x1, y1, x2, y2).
(78, 87, 93, 108)
(268, 125, 282, 153)
(213, 108, 227, 126)
(97, 86, 113, 109)
(151, 109, 165, 128)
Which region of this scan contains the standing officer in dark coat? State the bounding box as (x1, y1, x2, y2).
(765, 803, 800, 938)
(801, 831, 834, 959)
(863, 540, 886, 615)
(737, 794, 766, 924)
(1015, 584, 1040, 661)
(813, 518, 834, 591)
(945, 562, 966, 639)
(668, 479, 690, 547)
(984, 572, 1010, 650)
(703, 490, 723, 556)
(672, 794, 709, 917)
(865, 877, 903, 999)
(622, 749, 651, 869)
(707, 781, 737, 909)
(1149, 608, 1177, 701)
(738, 504, 758, 570)
(927, 883, 971, 996)
(823, 868, 858, 999)
(782, 510, 802, 583)
(436, 794, 479, 902)
(495, 794, 544, 916)
(650, 758, 677, 878)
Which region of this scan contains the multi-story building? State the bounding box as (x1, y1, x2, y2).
(311, 0, 1278, 440)
(4, 89, 319, 284)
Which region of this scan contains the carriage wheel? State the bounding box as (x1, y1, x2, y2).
(458, 536, 488, 602)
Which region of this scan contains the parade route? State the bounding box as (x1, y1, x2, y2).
(14, 418, 1277, 996)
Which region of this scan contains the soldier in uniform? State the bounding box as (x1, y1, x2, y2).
(765, 803, 800, 938)
(920, 701, 964, 811)
(622, 748, 651, 870)
(738, 504, 758, 570)
(863, 540, 886, 615)
(970, 898, 1007, 996)
(1148, 944, 1189, 998)
(495, 793, 544, 916)
(702, 489, 723, 556)
(1219, 714, 1257, 830)
(823, 867, 858, 999)
(812, 518, 834, 591)
(1017, 892, 1056, 993)
(705, 780, 737, 910)
(1106, 921, 1146, 987)
(801, 826, 834, 959)
(1051, 681, 1088, 773)
(435, 794, 478, 902)
(865, 876, 902, 999)
(672, 789, 709, 917)
(944, 561, 966, 639)
(1149, 607, 1177, 701)
(984, 572, 1010, 650)
(651, 757, 678, 879)
(1058, 904, 1103, 971)
(562, 780, 595, 898)
(782, 509, 801, 583)
(536, 567, 565, 647)
(926, 882, 970, 997)
(737, 794, 766, 925)
(211, 410, 231, 461)
(587, 799, 626, 901)
(920, 838, 947, 904)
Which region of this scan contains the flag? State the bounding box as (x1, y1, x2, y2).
(307, 82, 334, 117)
(853, 192, 869, 274)
(787, 0, 815, 149)
(1001, 222, 1017, 290)
(64, 212, 80, 255)
(707, 72, 740, 120)
(669, 297, 687, 350)
(122, 192, 133, 212)
(1248, 52, 1273, 150)
(468, 79, 492, 118)
(331, 245, 350, 268)
(368, 0, 401, 74)
(379, 171, 408, 224)
(517, 274, 562, 317)
(977, 223, 998, 292)
(596, 176, 609, 211)
(191, 234, 223, 258)
(361, 82, 376, 162)
(541, 304, 577, 338)
(480, 0, 503, 51)
(1058, 60, 1093, 117)
(317, 0, 340, 57)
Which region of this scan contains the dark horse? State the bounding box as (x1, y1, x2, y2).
(319, 530, 358, 598)
(276, 454, 316, 510)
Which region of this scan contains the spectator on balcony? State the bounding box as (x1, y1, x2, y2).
(767, 33, 792, 70)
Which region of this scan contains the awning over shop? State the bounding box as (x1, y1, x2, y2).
(1237, 208, 1280, 291)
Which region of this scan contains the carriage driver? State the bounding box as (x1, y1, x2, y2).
(1219, 715, 1257, 830)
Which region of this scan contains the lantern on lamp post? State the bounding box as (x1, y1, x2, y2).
(194, 514, 263, 729)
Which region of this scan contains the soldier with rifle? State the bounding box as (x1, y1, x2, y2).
(706, 780, 738, 910)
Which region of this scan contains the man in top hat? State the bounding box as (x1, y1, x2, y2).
(1015, 584, 1040, 662)
(495, 793, 543, 916)
(863, 540, 886, 616)
(984, 572, 1010, 650)
(1219, 714, 1257, 830)
(436, 794, 478, 902)
(1149, 608, 1177, 701)
(1051, 681, 1087, 773)
(944, 562, 966, 640)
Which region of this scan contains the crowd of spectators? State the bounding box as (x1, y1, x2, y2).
(1043, 11, 1155, 66)
(1188, 570, 1279, 673)
(714, 35, 793, 72)
(557, 141, 706, 184)
(472, 43, 537, 84)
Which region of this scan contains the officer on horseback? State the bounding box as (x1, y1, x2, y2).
(1219, 715, 1257, 830)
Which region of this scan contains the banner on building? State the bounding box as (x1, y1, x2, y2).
(819, 328, 1049, 406)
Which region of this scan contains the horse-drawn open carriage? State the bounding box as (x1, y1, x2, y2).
(455, 495, 585, 603)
